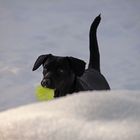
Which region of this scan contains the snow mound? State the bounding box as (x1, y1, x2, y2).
(0, 90, 140, 140)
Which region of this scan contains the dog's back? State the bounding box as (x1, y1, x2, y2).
(79, 69, 110, 90)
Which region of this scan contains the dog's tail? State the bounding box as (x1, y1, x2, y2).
(88, 14, 101, 73)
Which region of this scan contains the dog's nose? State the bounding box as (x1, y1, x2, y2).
(41, 79, 51, 87)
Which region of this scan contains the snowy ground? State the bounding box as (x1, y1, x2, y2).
(0, 0, 140, 111)
(0, 91, 140, 140)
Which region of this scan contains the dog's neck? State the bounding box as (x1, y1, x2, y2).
(54, 76, 86, 98)
(54, 76, 78, 97)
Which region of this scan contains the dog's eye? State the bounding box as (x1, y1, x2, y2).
(57, 68, 64, 73)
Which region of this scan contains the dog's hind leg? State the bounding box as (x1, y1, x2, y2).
(88, 14, 101, 72)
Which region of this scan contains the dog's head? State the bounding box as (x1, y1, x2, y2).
(32, 54, 86, 94)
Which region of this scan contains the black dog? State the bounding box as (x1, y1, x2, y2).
(33, 15, 110, 97)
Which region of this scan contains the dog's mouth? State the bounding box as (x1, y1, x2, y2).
(41, 79, 55, 90)
(41, 84, 56, 91)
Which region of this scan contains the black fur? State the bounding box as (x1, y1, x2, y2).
(33, 15, 110, 97)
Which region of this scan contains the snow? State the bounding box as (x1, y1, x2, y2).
(0, 91, 140, 140)
(0, 0, 140, 139)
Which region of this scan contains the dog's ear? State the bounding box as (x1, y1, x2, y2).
(32, 54, 52, 71)
(67, 57, 86, 76)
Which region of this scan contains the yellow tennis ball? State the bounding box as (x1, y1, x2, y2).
(35, 85, 54, 101)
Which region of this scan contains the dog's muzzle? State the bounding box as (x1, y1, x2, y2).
(41, 78, 52, 88)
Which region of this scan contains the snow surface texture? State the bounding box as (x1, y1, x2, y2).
(0, 0, 140, 111)
(0, 91, 140, 140)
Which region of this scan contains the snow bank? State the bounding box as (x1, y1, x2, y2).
(0, 90, 140, 140)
